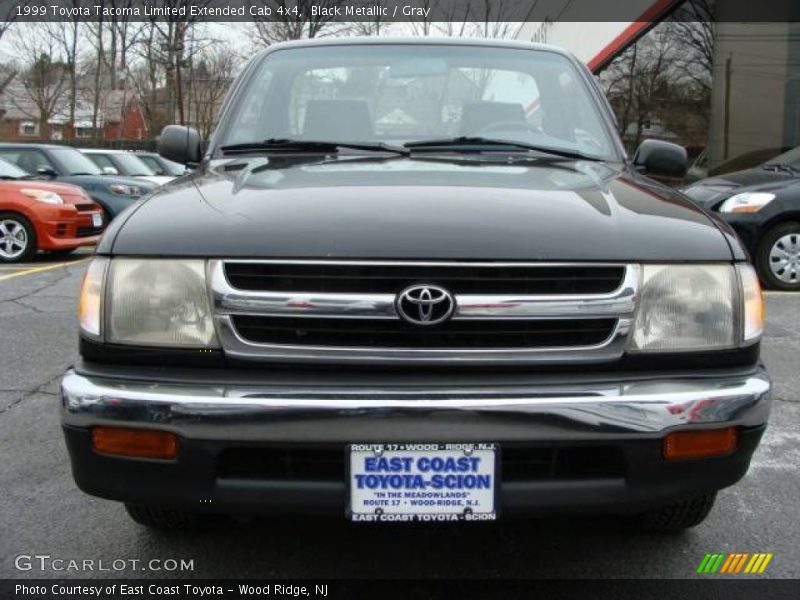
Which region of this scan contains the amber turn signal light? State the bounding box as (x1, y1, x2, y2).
(92, 426, 178, 459)
(663, 427, 738, 460)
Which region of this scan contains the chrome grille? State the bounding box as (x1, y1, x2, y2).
(210, 260, 638, 365)
(223, 262, 626, 295)
(230, 315, 618, 349)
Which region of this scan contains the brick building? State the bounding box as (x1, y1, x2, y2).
(0, 75, 148, 143)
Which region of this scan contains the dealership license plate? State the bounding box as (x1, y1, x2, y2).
(92, 214, 102, 228)
(347, 443, 498, 523)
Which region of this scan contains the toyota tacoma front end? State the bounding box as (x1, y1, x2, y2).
(61, 39, 770, 532)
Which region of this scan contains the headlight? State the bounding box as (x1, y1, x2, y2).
(718, 192, 775, 213)
(20, 188, 64, 205)
(630, 264, 737, 352)
(108, 184, 142, 196)
(737, 263, 764, 341)
(78, 257, 108, 339)
(104, 259, 218, 347)
(78, 258, 218, 347)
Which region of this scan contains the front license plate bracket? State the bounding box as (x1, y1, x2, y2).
(346, 443, 500, 523)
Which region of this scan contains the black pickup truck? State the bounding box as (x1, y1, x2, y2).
(62, 39, 770, 532)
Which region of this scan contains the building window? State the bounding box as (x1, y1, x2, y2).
(75, 127, 94, 139)
(19, 121, 38, 136)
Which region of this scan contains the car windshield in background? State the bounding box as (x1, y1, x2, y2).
(221, 44, 617, 161)
(0, 157, 32, 179)
(50, 147, 103, 175)
(139, 155, 184, 176)
(113, 153, 157, 176)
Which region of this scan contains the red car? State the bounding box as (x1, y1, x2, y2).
(0, 157, 105, 263)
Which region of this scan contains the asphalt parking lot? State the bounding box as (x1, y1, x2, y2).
(1, 250, 798, 580)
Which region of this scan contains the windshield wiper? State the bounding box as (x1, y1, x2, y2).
(763, 163, 800, 176)
(404, 136, 599, 161)
(219, 138, 409, 156)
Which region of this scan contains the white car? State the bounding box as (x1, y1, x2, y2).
(81, 149, 174, 186)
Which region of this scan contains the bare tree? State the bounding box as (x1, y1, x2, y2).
(468, 0, 516, 39)
(349, 14, 393, 37)
(128, 20, 164, 134)
(602, 42, 639, 138)
(0, 67, 15, 96)
(186, 45, 240, 138)
(670, 0, 714, 112)
(600, 23, 681, 149)
(0, 0, 17, 42)
(250, 0, 347, 45)
(85, 11, 106, 137)
(435, 1, 472, 37)
(135, 1, 213, 126)
(101, 0, 144, 89)
(407, 0, 439, 37)
(11, 27, 69, 139)
(0, 3, 18, 95)
(128, 32, 167, 138)
(43, 3, 84, 131)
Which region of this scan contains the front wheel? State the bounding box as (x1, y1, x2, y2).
(756, 222, 800, 290)
(637, 492, 717, 532)
(0, 213, 36, 263)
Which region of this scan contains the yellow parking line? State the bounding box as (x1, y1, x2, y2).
(0, 258, 89, 282)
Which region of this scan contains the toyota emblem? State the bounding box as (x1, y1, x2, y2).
(395, 284, 455, 326)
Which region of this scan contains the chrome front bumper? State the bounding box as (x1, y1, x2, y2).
(61, 366, 771, 442)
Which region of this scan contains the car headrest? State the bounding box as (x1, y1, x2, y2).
(459, 101, 527, 135)
(16, 153, 40, 174)
(303, 99, 373, 141)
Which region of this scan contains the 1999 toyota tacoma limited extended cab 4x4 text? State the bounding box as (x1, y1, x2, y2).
(62, 39, 770, 532)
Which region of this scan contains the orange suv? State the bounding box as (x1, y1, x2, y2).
(0, 157, 105, 262)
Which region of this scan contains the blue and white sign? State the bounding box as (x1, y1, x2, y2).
(348, 443, 498, 522)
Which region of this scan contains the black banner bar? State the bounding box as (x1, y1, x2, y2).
(3, 579, 799, 600)
(1, 0, 800, 23)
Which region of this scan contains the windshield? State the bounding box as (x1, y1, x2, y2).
(221, 44, 617, 160)
(139, 154, 184, 176)
(0, 157, 30, 178)
(112, 153, 157, 176)
(50, 148, 102, 175)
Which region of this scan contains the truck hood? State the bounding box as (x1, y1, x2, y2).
(107, 156, 734, 261)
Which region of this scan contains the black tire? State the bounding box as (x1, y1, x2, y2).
(0, 212, 36, 263)
(637, 492, 716, 532)
(48, 248, 75, 258)
(124, 503, 202, 530)
(755, 221, 800, 290)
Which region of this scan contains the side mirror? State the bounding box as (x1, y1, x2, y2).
(36, 166, 58, 178)
(158, 125, 202, 165)
(102, 166, 119, 175)
(633, 139, 688, 179)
